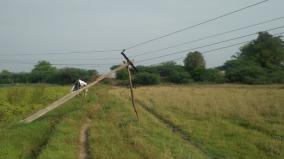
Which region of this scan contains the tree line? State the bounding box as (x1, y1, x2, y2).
(114, 32, 284, 85)
(1, 32, 283, 85)
(0, 61, 98, 85)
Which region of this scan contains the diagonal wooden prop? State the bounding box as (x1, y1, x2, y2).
(21, 63, 128, 123)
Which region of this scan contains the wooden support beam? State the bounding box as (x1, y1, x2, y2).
(21, 63, 128, 123)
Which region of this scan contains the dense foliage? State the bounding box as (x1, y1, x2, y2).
(133, 72, 160, 85)
(184, 51, 206, 72)
(112, 32, 283, 85)
(133, 62, 191, 85)
(223, 32, 284, 84)
(0, 61, 98, 85)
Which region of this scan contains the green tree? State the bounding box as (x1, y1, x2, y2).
(133, 72, 160, 85)
(156, 61, 191, 84)
(223, 32, 284, 84)
(0, 70, 13, 84)
(184, 51, 206, 72)
(12, 72, 30, 83)
(239, 32, 284, 69)
(111, 65, 129, 80)
(191, 68, 225, 83)
(168, 70, 191, 84)
(30, 61, 57, 83)
(53, 68, 97, 84)
(224, 60, 267, 84)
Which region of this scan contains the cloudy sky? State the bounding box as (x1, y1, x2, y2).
(0, 0, 283, 73)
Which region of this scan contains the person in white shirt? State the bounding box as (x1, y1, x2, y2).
(71, 79, 88, 98)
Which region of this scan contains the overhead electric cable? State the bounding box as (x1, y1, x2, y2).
(0, 49, 121, 57)
(135, 25, 284, 63)
(131, 16, 284, 58)
(124, 0, 270, 50)
(0, 60, 116, 67)
(137, 32, 284, 65)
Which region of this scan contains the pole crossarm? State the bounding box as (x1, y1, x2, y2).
(21, 63, 128, 123)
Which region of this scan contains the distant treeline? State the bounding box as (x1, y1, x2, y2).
(113, 32, 284, 85)
(1, 32, 284, 85)
(0, 61, 98, 85)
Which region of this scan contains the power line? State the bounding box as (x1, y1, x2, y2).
(137, 32, 284, 65)
(131, 16, 284, 58)
(0, 0, 270, 58)
(124, 0, 270, 50)
(135, 26, 284, 63)
(0, 49, 122, 57)
(0, 57, 121, 62)
(0, 60, 116, 67)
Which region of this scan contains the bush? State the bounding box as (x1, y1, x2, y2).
(116, 70, 128, 80)
(53, 68, 96, 84)
(155, 62, 191, 84)
(133, 72, 160, 85)
(0, 70, 13, 84)
(136, 66, 158, 74)
(266, 68, 284, 84)
(191, 68, 225, 83)
(224, 60, 268, 84)
(168, 70, 191, 84)
(12, 73, 30, 83)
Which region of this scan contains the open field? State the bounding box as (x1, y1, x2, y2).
(121, 85, 284, 159)
(0, 84, 283, 159)
(0, 85, 69, 122)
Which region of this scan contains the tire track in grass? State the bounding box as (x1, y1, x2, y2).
(135, 99, 212, 159)
(29, 98, 86, 159)
(227, 119, 284, 141)
(78, 101, 101, 159)
(79, 118, 92, 159)
(30, 119, 60, 159)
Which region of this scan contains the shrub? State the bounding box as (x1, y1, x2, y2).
(53, 68, 96, 84)
(133, 72, 160, 85)
(116, 70, 128, 80)
(266, 68, 284, 84)
(191, 68, 225, 83)
(168, 70, 191, 84)
(224, 60, 268, 84)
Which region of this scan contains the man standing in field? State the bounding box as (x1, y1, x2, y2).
(72, 79, 87, 91)
(71, 79, 88, 99)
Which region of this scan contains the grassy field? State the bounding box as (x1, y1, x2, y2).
(0, 84, 283, 159)
(0, 85, 69, 122)
(114, 85, 284, 159)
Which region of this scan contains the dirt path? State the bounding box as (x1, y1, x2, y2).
(78, 118, 91, 159)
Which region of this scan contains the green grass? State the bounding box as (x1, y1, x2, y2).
(0, 84, 69, 123)
(1, 84, 283, 158)
(113, 85, 284, 159)
(89, 86, 207, 159)
(36, 90, 98, 159)
(0, 84, 96, 159)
